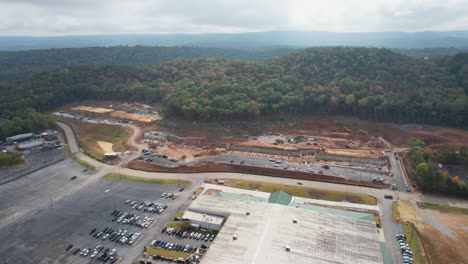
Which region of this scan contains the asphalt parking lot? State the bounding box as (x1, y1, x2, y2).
(140, 152, 389, 183)
(0, 161, 194, 264)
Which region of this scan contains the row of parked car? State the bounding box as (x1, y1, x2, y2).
(88, 245, 118, 263)
(161, 227, 216, 242)
(90, 226, 141, 245)
(125, 199, 169, 214)
(150, 239, 198, 254)
(396, 234, 414, 264)
(111, 210, 155, 228)
(65, 244, 118, 263)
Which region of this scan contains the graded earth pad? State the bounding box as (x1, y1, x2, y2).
(97, 141, 114, 153)
(415, 206, 468, 264)
(109, 111, 160, 123)
(71, 106, 113, 114)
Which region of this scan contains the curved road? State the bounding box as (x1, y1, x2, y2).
(57, 121, 468, 264)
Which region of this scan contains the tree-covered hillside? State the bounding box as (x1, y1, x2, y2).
(1, 47, 467, 127)
(0, 46, 294, 80)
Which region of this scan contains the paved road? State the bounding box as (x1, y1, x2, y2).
(386, 152, 408, 191)
(56, 121, 468, 264)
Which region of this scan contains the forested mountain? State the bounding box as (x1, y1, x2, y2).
(2, 30, 468, 51)
(0, 47, 467, 127)
(3, 45, 466, 81)
(0, 46, 294, 80)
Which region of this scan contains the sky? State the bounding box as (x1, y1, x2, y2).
(0, 0, 468, 36)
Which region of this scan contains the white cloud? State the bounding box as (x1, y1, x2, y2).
(0, 0, 467, 35)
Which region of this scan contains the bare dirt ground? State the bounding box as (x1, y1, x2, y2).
(399, 123, 468, 148)
(416, 209, 468, 264)
(396, 200, 468, 264)
(203, 189, 222, 196)
(57, 117, 133, 161)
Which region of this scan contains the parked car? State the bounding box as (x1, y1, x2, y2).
(384, 195, 393, 199)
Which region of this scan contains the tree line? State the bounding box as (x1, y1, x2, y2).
(0, 109, 57, 140)
(408, 138, 467, 197)
(0, 47, 467, 127)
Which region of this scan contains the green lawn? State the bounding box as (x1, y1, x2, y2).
(103, 174, 191, 187)
(392, 201, 401, 222)
(417, 202, 468, 215)
(145, 247, 191, 260)
(221, 179, 377, 205)
(164, 221, 190, 230)
(173, 212, 184, 218)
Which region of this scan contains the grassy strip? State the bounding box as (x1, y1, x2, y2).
(103, 173, 191, 187)
(173, 212, 184, 218)
(220, 179, 377, 205)
(194, 187, 204, 196)
(164, 221, 189, 230)
(373, 212, 382, 228)
(145, 247, 191, 260)
(392, 201, 401, 222)
(417, 202, 468, 215)
(65, 145, 98, 173)
(401, 222, 426, 264)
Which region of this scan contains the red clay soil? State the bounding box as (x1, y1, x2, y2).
(126, 159, 386, 189)
(410, 129, 468, 148)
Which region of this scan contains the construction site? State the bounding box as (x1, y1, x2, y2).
(54, 102, 468, 191)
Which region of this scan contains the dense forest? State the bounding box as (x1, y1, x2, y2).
(0, 109, 57, 140)
(0, 47, 467, 128)
(2, 46, 467, 81)
(0, 46, 294, 80)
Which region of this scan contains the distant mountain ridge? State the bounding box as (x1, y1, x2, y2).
(2, 30, 468, 51)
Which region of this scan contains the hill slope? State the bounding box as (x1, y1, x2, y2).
(0, 47, 466, 127)
(0, 46, 294, 80)
(2, 30, 468, 51)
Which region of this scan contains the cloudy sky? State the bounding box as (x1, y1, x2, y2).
(0, 0, 468, 36)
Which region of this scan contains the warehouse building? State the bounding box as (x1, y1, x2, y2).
(182, 210, 225, 231)
(6, 133, 36, 143)
(189, 190, 385, 264)
(17, 140, 44, 151)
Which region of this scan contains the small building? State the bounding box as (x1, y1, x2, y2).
(183, 210, 225, 231)
(6, 133, 35, 143)
(17, 140, 44, 151)
(104, 152, 119, 158)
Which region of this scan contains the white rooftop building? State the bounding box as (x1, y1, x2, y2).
(190, 194, 385, 264)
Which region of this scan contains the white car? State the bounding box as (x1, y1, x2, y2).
(104, 189, 110, 194)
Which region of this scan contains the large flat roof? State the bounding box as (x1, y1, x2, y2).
(192, 195, 383, 264)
